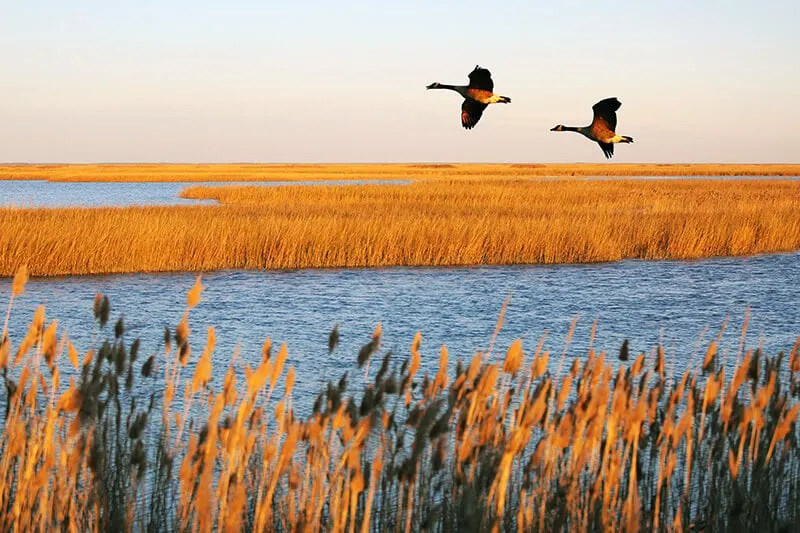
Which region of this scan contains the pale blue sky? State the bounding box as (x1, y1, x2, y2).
(1, 1, 798, 163)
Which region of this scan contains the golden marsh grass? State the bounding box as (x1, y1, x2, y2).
(2, 179, 800, 276)
(1, 163, 800, 182)
(1, 271, 799, 531)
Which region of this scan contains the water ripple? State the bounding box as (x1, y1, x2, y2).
(1, 252, 798, 409)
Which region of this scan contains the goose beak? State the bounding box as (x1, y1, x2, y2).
(426, 83, 437, 90)
(550, 126, 560, 131)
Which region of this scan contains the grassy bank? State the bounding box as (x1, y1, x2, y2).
(2, 178, 800, 276)
(1, 271, 799, 531)
(1, 163, 800, 182)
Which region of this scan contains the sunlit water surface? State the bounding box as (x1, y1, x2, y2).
(0, 179, 406, 208)
(2, 253, 798, 413)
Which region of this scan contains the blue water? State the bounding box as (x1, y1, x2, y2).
(0, 179, 408, 208)
(2, 252, 798, 409)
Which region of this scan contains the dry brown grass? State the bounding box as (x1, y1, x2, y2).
(1, 163, 799, 182)
(1, 270, 799, 531)
(2, 178, 800, 276)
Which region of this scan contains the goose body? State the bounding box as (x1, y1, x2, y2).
(427, 66, 511, 129)
(550, 97, 634, 158)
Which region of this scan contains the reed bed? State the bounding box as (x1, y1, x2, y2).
(1, 163, 799, 182)
(2, 179, 800, 276)
(2, 269, 800, 532)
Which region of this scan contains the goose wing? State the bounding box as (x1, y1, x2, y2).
(467, 65, 494, 92)
(591, 97, 622, 132)
(598, 141, 615, 159)
(461, 99, 488, 129)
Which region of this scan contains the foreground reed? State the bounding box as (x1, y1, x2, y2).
(2, 178, 800, 276)
(1, 269, 800, 532)
(1, 163, 800, 182)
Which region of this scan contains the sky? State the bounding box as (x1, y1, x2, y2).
(1, 1, 799, 163)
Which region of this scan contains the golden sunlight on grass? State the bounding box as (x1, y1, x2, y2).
(1, 179, 800, 277)
(1, 163, 799, 182)
(1, 271, 799, 531)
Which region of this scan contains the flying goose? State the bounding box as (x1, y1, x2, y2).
(426, 65, 511, 129)
(550, 97, 634, 158)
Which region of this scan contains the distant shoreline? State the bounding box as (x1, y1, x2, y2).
(1, 163, 799, 182)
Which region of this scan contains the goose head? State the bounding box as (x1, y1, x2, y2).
(550, 125, 566, 131)
(426, 82, 442, 90)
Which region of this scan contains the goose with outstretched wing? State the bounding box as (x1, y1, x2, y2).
(551, 97, 634, 158)
(426, 65, 511, 130)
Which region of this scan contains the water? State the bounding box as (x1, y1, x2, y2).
(2, 252, 798, 410)
(0, 179, 408, 208)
